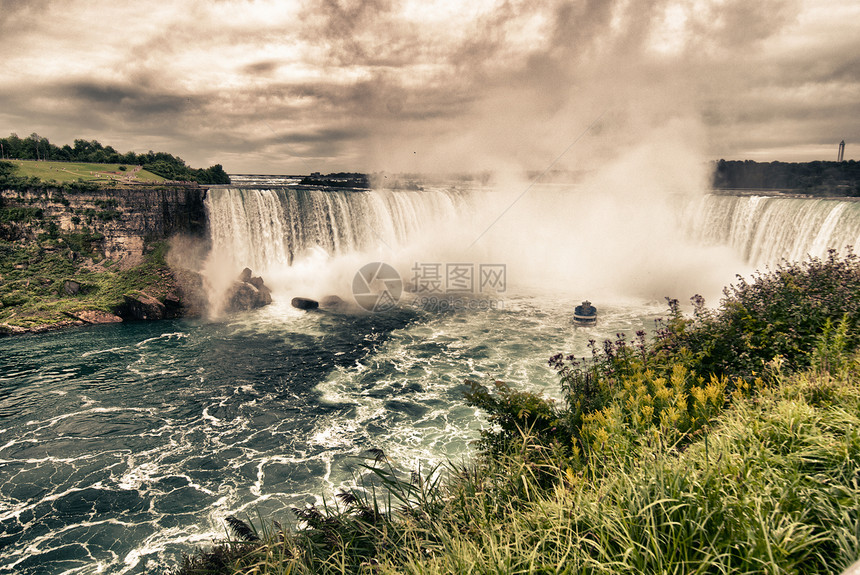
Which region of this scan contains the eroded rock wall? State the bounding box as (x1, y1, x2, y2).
(0, 185, 207, 258)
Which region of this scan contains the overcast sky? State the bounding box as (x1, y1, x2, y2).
(1, 0, 857, 174)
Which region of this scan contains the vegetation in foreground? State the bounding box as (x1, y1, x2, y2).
(171, 251, 860, 574)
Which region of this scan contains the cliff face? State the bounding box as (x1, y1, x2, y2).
(1, 184, 212, 334)
(0, 184, 207, 258)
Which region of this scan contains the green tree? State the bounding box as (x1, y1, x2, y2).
(0, 160, 16, 178)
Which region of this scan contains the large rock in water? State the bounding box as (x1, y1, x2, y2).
(291, 297, 319, 310)
(172, 268, 207, 318)
(121, 291, 167, 320)
(225, 268, 273, 312)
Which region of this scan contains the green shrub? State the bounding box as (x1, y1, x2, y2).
(463, 379, 567, 452)
(0, 206, 43, 223)
(485, 251, 860, 473)
(659, 249, 860, 379)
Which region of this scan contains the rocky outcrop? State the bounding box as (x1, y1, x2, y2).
(0, 184, 210, 333)
(121, 291, 167, 321)
(1, 319, 86, 336)
(118, 287, 197, 321)
(225, 268, 272, 312)
(65, 310, 123, 324)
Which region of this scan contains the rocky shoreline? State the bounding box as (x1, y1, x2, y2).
(0, 266, 274, 337)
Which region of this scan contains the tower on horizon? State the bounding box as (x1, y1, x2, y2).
(838, 140, 845, 162)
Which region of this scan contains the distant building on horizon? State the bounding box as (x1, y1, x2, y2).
(838, 140, 845, 162)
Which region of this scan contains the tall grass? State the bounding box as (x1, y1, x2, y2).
(178, 368, 860, 575)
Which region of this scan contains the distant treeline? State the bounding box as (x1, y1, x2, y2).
(713, 160, 860, 196)
(0, 133, 230, 184)
(299, 172, 369, 188)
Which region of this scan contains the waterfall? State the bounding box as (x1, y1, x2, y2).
(685, 195, 860, 266)
(203, 184, 860, 303)
(205, 185, 474, 274)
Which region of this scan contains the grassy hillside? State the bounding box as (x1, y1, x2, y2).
(0, 238, 177, 333)
(0, 133, 231, 184)
(4, 159, 165, 185)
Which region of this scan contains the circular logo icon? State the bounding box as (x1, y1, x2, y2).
(352, 262, 402, 312)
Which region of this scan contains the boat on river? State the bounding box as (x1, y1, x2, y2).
(573, 300, 597, 324)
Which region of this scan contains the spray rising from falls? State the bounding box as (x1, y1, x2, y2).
(203, 181, 860, 304)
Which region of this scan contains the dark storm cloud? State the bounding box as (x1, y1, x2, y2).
(1, 78, 204, 135)
(0, 0, 52, 30)
(298, 0, 400, 65)
(61, 81, 195, 116)
(289, 78, 475, 120)
(242, 61, 281, 76)
(278, 126, 364, 144)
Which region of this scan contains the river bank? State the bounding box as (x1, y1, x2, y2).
(0, 238, 206, 336)
(0, 182, 210, 335)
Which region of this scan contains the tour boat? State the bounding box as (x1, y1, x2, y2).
(573, 300, 597, 324)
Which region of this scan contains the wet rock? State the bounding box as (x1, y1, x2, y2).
(227, 282, 260, 311)
(65, 310, 123, 324)
(291, 297, 319, 310)
(121, 291, 167, 321)
(0, 323, 29, 336)
(1, 320, 85, 336)
(225, 268, 273, 312)
(163, 292, 184, 319)
(249, 277, 272, 306)
(247, 275, 264, 290)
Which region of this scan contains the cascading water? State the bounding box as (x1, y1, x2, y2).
(205, 183, 475, 273)
(203, 184, 860, 304)
(684, 194, 860, 266)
